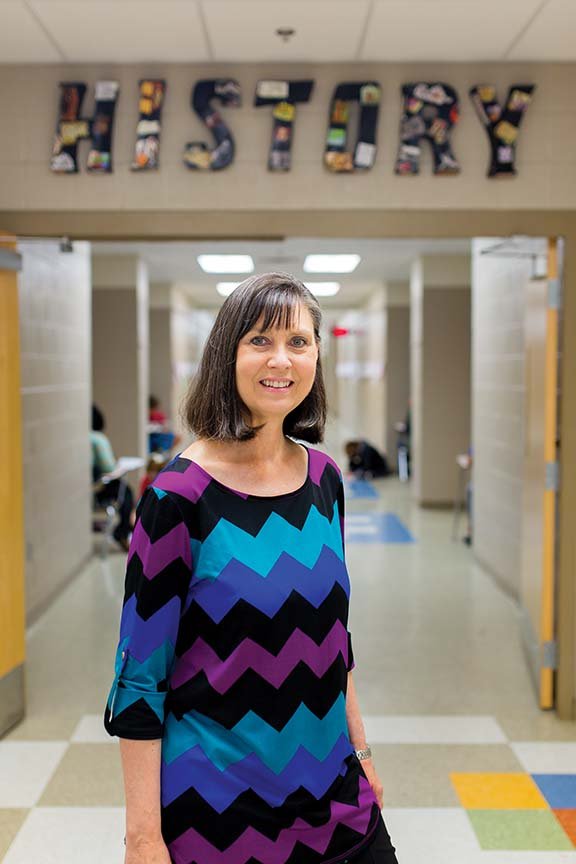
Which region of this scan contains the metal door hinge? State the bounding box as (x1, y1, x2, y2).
(548, 278, 561, 310)
(542, 640, 558, 670)
(545, 461, 559, 492)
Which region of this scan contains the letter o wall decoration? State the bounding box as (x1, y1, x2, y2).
(324, 81, 381, 173)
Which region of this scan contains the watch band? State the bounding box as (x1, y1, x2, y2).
(355, 745, 372, 760)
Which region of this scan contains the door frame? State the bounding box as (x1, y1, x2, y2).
(2, 206, 575, 719)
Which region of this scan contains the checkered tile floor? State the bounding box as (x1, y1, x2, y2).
(4, 716, 576, 862)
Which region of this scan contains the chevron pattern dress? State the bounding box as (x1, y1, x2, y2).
(104, 444, 381, 864)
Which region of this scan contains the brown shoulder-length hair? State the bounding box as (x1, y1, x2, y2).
(181, 272, 326, 442)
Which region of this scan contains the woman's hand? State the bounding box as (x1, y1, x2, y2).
(125, 835, 172, 864)
(360, 758, 384, 809)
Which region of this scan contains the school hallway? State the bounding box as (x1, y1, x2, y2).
(3, 449, 576, 864)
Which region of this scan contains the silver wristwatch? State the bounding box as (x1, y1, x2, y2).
(355, 745, 372, 760)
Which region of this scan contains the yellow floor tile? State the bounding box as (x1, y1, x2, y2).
(450, 772, 548, 809)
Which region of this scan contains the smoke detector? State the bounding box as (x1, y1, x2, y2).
(275, 27, 296, 42)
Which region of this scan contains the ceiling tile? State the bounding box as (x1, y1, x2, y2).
(0, 1, 62, 62)
(508, 0, 576, 60)
(361, 0, 543, 62)
(203, 0, 371, 62)
(28, 0, 210, 63)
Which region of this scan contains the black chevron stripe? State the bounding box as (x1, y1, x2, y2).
(176, 584, 350, 656)
(162, 753, 367, 844)
(124, 555, 192, 618)
(167, 657, 347, 727)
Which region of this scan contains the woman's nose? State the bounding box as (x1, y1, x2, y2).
(268, 348, 291, 367)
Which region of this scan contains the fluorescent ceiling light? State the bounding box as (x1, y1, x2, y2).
(304, 282, 341, 297)
(216, 282, 241, 297)
(198, 254, 254, 274)
(303, 254, 360, 273)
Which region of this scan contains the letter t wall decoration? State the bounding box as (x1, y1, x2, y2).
(254, 80, 314, 171)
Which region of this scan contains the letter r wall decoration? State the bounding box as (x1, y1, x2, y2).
(395, 82, 460, 175)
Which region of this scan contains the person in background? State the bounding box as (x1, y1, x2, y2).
(345, 439, 391, 479)
(137, 452, 169, 500)
(148, 394, 168, 427)
(91, 404, 135, 553)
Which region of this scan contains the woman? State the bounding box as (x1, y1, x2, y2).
(104, 273, 398, 864)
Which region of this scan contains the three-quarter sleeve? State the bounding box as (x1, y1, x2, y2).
(104, 487, 193, 739)
(336, 470, 356, 673)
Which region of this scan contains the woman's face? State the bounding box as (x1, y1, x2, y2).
(235, 303, 319, 427)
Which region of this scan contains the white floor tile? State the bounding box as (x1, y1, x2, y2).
(511, 741, 576, 773)
(0, 742, 68, 807)
(4, 808, 126, 864)
(364, 715, 508, 744)
(383, 808, 480, 864)
(71, 715, 118, 744)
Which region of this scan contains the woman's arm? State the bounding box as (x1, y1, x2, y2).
(120, 738, 163, 844)
(345, 671, 368, 750)
(346, 671, 384, 808)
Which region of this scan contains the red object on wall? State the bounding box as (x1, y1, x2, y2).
(331, 326, 349, 337)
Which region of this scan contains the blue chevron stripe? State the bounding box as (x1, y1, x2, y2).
(196, 500, 343, 581)
(162, 692, 349, 769)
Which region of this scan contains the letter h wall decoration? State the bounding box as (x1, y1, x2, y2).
(51, 81, 119, 173)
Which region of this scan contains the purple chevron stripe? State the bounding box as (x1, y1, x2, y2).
(153, 464, 212, 502)
(129, 518, 192, 578)
(309, 448, 339, 487)
(168, 774, 376, 864)
(120, 593, 180, 662)
(171, 620, 350, 692)
(192, 545, 348, 623)
(161, 734, 353, 809)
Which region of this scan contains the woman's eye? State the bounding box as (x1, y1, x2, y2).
(250, 336, 267, 346)
(292, 337, 307, 347)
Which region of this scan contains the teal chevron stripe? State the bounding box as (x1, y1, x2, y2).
(109, 639, 175, 723)
(197, 501, 343, 581)
(151, 487, 168, 500)
(163, 692, 348, 769)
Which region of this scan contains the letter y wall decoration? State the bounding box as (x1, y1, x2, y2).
(51, 81, 119, 173)
(395, 82, 460, 175)
(469, 84, 535, 177)
(183, 79, 241, 171)
(324, 82, 381, 172)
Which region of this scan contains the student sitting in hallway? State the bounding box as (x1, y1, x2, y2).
(345, 439, 391, 480)
(91, 404, 135, 552)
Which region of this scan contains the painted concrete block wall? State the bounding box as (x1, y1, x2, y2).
(18, 240, 92, 620)
(472, 238, 532, 598)
(1, 63, 575, 215)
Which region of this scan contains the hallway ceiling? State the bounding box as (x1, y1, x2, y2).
(92, 237, 470, 307)
(0, 0, 573, 64)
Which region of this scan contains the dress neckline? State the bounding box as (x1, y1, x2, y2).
(176, 442, 312, 501)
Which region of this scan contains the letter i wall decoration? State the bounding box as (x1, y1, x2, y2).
(395, 83, 460, 175)
(469, 84, 535, 177)
(51, 81, 119, 173)
(132, 80, 166, 171)
(324, 82, 381, 172)
(183, 79, 241, 171)
(254, 80, 314, 171)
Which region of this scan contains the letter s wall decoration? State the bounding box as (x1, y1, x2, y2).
(183, 79, 241, 171)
